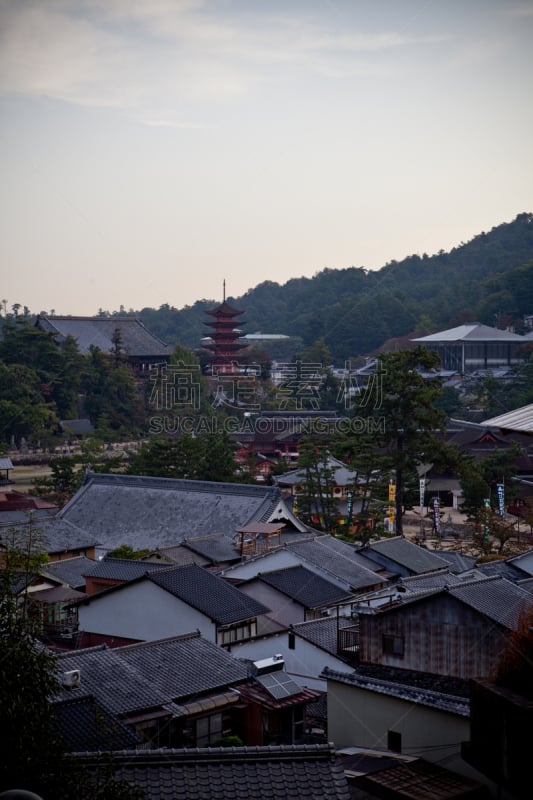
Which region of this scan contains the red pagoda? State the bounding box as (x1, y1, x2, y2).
(204, 284, 247, 373)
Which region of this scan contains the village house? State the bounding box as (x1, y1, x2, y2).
(222, 534, 385, 596)
(356, 574, 532, 680)
(75, 563, 271, 648)
(228, 615, 360, 693)
(237, 564, 355, 627)
(54, 633, 321, 751)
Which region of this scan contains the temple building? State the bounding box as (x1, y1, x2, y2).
(203, 287, 247, 374)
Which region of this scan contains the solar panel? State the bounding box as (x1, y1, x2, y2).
(257, 671, 301, 699)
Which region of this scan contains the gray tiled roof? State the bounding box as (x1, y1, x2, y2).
(365, 537, 450, 574)
(275, 456, 358, 487)
(288, 536, 384, 591)
(60, 473, 302, 552)
(149, 564, 270, 624)
(448, 576, 532, 630)
(256, 565, 352, 608)
(45, 555, 97, 589)
(55, 696, 142, 752)
(0, 516, 98, 556)
(426, 549, 476, 574)
(183, 533, 241, 564)
(475, 559, 529, 583)
(56, 632, 251, 716)
(83, 557, 167, 581)
(71, 744, 351, 800)
(37, 315, 171, 357)
(114, 633, 250, 699)
(323, 667, 470, 717)
(292, 616, 356, 657)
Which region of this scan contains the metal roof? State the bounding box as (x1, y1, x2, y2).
(482, 403, 533, 433)
(412, 323, 525, 343)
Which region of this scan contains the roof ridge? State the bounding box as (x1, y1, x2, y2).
(81, 472, 279, 496)
(113, 631, 202, 652)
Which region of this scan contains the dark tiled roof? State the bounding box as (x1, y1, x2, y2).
(323, 667, 470, 717)
(475, 559, 530, 583)
(115, 633, 250, 699)
(288, 536, 384, 591)
(426, 549, 476, 574)
(71, 744, 352, 800)
(292, 616, 356, 657)
(45, 555, 97, 589)
(83, 557, 168, 581)
(448, 576, 532, 630)
(37, 315, 171, 357)
(149, 564, 269, 624)
(365, 537, 450, 574)
(60, 473, 304, 552)
(56, 633, 251, 716)
(0, 516, 98, 556)
(55, 696, 142, 752)
(256, 565, 352, 608)
(183, 533, 241, 564)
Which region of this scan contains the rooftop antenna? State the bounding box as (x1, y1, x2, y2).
(223, 279, 226, 302)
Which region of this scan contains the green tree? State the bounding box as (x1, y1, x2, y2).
(363, 347, 446, 536)
(295, 440, 339, 533)
(0, 521, 145, 799)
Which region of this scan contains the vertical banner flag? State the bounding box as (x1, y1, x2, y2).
(419, 479, 426, 516)
(496, 483, 505, 517)
(433, 496, 440, 534)
(483, 497, 491, 540)
(346, 491, 354, 527)
(388, 479, 396, 528)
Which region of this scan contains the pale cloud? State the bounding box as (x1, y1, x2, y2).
(0, 0, 451, 115)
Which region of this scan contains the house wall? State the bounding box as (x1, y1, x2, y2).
(239, 581, 306, 627)
(229, 629, 350, 691)
(358, 594, 507, 679)
(78, 580, 217, 642)
(327, 679, 475, 780)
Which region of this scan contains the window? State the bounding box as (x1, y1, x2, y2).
(195, 713, 222, 747)
(388, 730, 402, 753)
(383, 634, 404, 657)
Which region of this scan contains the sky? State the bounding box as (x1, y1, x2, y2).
(1, 0, 532, 318)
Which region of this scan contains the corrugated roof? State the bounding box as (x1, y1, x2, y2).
(482, 403, 533, 433)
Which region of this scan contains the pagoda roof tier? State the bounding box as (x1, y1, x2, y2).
(205, 300, 244, 318)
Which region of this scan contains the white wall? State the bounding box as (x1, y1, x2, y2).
(78, 580, 216, 641)
(229, 629, 352, 692)
(327, 679, 478, 781)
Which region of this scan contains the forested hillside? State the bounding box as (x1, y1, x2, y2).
(132, 212, 533, 362)
(6, 213, 533, 363)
